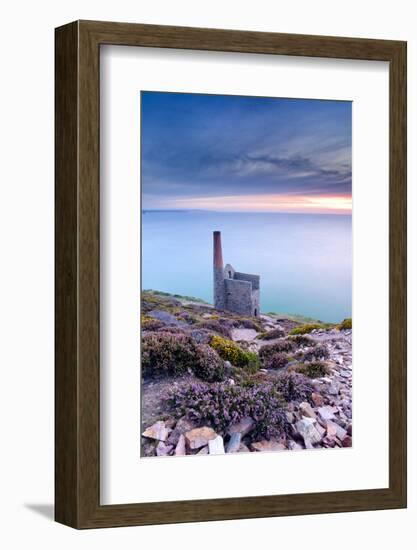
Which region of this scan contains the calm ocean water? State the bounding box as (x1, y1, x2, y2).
(142, 211, 351, 323)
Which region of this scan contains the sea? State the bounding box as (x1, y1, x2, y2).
(142, 210, 352, 323)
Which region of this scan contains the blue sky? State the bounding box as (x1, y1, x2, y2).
(141, 91, 352, 214)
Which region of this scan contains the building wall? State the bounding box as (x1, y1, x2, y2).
(234, 271, 260, 290)
(251, 289, 260, 317)
(225, 278, 253, 315)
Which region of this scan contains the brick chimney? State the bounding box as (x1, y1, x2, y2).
(213, 231, 225, 310)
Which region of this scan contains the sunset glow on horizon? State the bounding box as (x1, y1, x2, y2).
(165, 193, 352, 214)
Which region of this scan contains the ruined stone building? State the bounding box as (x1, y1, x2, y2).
(213, 231, 260, 317)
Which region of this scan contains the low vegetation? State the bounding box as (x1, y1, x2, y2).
(167, 381, 290, 440)
(289, 323, 325, 335)
(209, 335, 260, 373)
(338, 317, 352, 330)
(257, 327, 285, 340)
(142, 331, 225, 382)
(290, 361, 330, 379)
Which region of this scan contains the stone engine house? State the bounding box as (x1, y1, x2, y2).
(213, 231, 260, 317)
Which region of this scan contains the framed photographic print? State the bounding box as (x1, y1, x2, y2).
(55, 20, 407, 528)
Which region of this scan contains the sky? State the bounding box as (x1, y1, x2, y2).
(141, 92, 352, 215)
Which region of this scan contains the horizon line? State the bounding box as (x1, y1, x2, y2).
(142, 208, 352, 216)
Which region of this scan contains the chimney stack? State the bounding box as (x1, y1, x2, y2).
(213, 231, 223, 269)
(213, 231, 225, 310)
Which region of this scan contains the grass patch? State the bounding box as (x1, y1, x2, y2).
(338, 318, 352, 330)
(289, 323, 325, 335)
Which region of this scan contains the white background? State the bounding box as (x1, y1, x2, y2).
(0, 0, 415, 548)
(101, 46, 389, 504)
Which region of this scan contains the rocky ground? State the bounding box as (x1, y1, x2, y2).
(141, 290, 352, 457)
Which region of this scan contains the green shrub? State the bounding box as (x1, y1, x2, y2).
(210, 335, 260, 373)
(288, 334, 316, 347)
(142, 331, 224, 381)
(289, 323, 324, 335)
(257, 327, 285, 340)
(274, 371, 315, 403)
(300, 344, 330, 362)
(338, 318, 352, 330)
(192, 344, 225, 382)
(258, 341, 293, 369)
(260, 350, 288, 370)
(290, 361, 329, 379)
(260, 338, 295, 352)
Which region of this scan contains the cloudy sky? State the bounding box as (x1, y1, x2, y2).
(141, 91, 352, 214)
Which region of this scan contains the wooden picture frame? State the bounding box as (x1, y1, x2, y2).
(55, 20, 407, 529)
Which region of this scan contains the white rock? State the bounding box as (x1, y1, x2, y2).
(208, 435, 225, 455)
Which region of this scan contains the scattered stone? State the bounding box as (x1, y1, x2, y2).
(287, 440, 303, 450)
(299, 401, 316, 419)
(328, 384, 339, 396)
(226, 432, 242, 453)
(295, 418, 322, 445)
(330, 421, 347, 441)
(156, 441, 173, 456)
(339, 370, 351, 378)
(142, 420, 170, 442)
(174, 434, 186, 456)
(322, 436, 336, 447)
(185, 427, 217, 450)
(166, 417, 196, 446)
(311, 392, 324, 407)
(238, 443, 251, 453)
(251, 440, 286, 452)
(342, 435, 352, 447)
(317, 406, 336, 422)
(209, 435, 225, 455)
(286, 412, 295, 423)
(228, 416, 255, 437)
(315, 423, 326, 438)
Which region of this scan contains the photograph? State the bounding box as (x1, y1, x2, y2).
(140, 91, 353, 457)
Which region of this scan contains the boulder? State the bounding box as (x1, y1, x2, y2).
(295, 418, 322, 445)
(317, 406, 336, 422)
(156, 441, 173, 456)
(209, 435, 225, 455)
(326, 421, 338, 438)
(197, 445, 209, 455)
(185, 427, 217, 450)
(166, 417, 196, 446)
(228, 416, 255, 437)
(299, 401, 316, 419)
(174, 434, 186, 456)
(327, 420, 347, 441)
(226, 432, 242, 453)
(148, 309, 185, 326)
(251, 440, 286, 452)
(142, 420, 170, 442)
